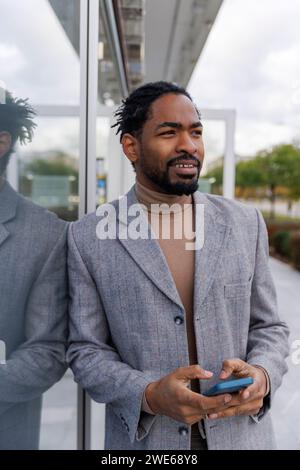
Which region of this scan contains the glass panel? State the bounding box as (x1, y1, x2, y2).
(18, 117, 79, 221)
(0, 0, 79, 450)
(200, 120, 226, 195)
(96, 116, 111, 207)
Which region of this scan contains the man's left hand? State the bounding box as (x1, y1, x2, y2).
(208, 358, 267, 420)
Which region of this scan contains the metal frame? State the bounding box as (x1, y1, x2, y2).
(33, 105, 114, 118)
(77, 0, 101, 450)
(77, 0, 90, 450)
(201, 108, 236, 199)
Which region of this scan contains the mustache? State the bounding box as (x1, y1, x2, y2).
(167, 154, 201, 168)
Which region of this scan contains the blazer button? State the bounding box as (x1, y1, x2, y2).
(178, 426, 189, 436)
(174, 316, 184, 325)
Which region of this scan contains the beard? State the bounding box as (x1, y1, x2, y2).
(139, 150, 202, 196)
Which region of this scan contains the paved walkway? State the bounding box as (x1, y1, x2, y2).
(269, 257, 300, 449)
(241, 198, 300, 219)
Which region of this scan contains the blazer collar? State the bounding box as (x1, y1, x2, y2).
(0, 181, 18, 223)
(0, 181, 18, 247)
(116, 186, 183, 309)
(116, 185, 232, 311)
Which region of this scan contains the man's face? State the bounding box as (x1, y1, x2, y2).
(126, 93, 204, 195)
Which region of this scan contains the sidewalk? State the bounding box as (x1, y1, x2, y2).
(269, 257, 300, 449)
(240, 198, 300, 219)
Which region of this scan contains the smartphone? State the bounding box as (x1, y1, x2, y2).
(203, 377, 254, 397)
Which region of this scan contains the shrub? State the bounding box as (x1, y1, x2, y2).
(265, 220, 300, 240)
(290, 231, 300, 271)
(271, 231, 291, 257)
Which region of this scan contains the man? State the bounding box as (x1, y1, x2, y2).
(0, 90, 68, 449)
(67, 81, 289, 450)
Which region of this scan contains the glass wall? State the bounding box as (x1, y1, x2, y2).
(17, 117, 80, 221)
(0, 0, 79, 450)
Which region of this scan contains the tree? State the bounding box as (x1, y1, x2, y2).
(257, 145, 300, 218)
(205, 144, 300, 219)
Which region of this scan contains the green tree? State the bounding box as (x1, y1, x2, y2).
(20, 152, 79, 197)
(256, 144, 300, 218)
(205, 144, 300, 219)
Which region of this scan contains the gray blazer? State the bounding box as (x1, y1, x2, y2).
(67, 185, 289, 450)
(0, 182, 68, 449)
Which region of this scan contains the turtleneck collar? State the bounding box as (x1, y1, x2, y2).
(134, 180, 193, 214)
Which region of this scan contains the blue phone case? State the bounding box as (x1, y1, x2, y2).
(203, 377, 254, 396)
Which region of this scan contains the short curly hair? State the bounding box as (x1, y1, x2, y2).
(112, 81, 200, 142)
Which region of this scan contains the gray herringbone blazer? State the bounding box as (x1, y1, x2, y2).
(0, 182, 68, 449)
(67, 185, 289, 450)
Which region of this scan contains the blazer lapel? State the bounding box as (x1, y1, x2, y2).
(116, 186, 184, 311)
(115, 186, 232, 313)
(193, 191, 232, 313)
(0, 224, 9, 247)
(0, 181, 18, 248)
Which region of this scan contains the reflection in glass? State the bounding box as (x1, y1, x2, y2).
(0, 90, 68, 449)
(16, 117, 80, 221)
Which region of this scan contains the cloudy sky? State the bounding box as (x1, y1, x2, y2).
(0, 0, 300, 160)
(0, 0, 79, 105)
(188, 0, 300, 156)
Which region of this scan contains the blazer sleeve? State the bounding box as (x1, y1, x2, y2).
(0, 225, 68, 415)
(246, 208, 290, 419)
(67, 223, 160, 444)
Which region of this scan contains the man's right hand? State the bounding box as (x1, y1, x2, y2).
(145, 365, 233, 425)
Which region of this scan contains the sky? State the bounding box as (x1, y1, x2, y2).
(188, 0, 300, 157)
(0, 0, 79, 105)
(0, 0, 300, 160)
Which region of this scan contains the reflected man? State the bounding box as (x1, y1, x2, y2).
(0, 90, 68, 449)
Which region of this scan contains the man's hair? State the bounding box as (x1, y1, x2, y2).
(0, 91, 36, 175)
(112, 81, 200, 142)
